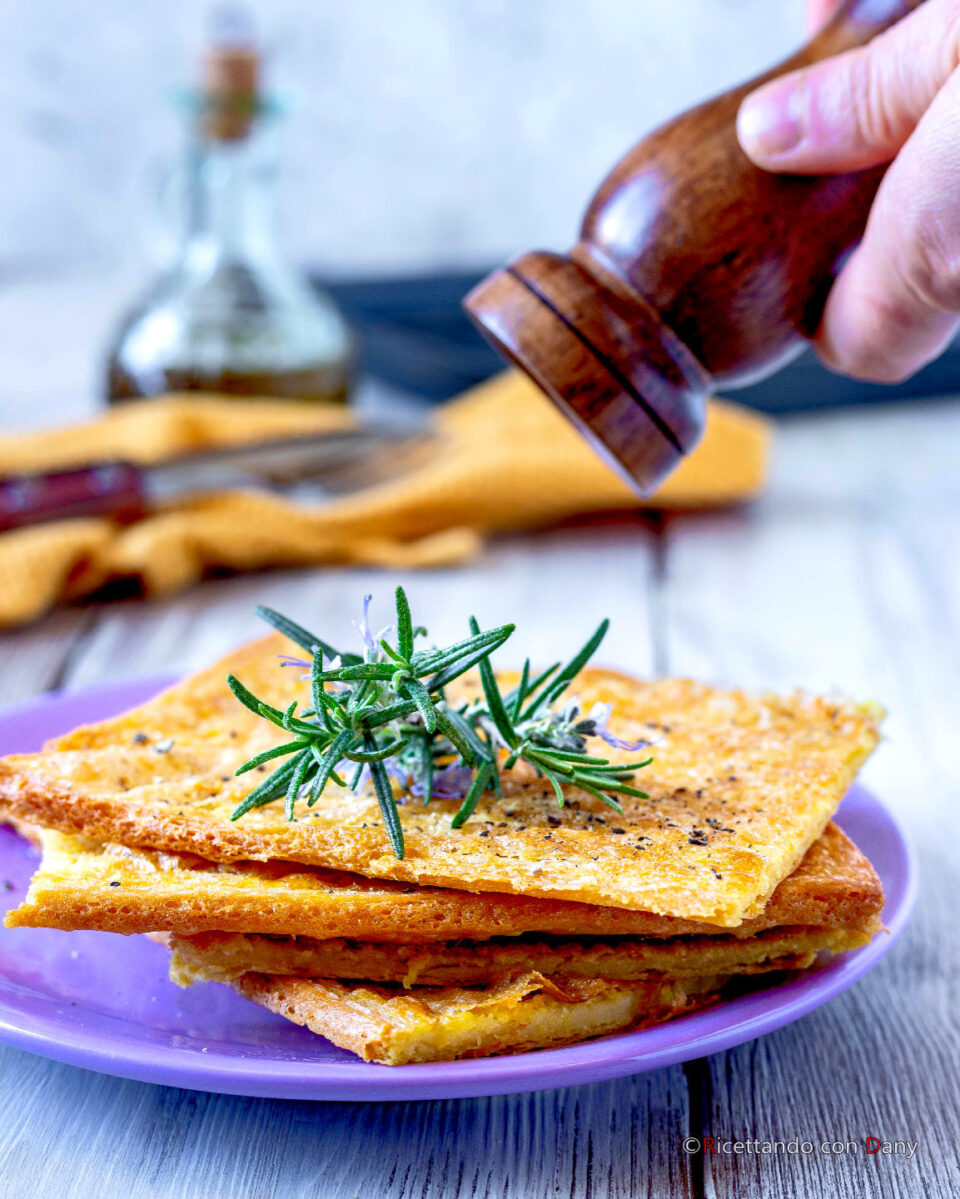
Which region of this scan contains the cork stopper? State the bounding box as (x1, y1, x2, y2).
(201, 7, 260, 141)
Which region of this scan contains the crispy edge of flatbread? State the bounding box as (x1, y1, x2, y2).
(5, 822, 886, 944)
(166, 920, 879, 987)
(175, 962, 727, 1065)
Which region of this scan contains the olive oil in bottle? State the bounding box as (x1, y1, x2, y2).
(105, 13, 353, 406)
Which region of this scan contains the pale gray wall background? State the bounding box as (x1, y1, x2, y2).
(1, 1, 806, 279)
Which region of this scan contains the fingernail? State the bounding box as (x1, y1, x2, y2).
(737, 84, 802, 159)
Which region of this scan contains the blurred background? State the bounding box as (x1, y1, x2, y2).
(2, 1, 804, 279)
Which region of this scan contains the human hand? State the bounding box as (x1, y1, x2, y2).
(737, 0, 960, 383)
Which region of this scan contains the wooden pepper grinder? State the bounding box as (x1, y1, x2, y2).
(465, 0, 923, 494)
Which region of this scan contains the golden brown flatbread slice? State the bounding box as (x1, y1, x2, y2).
(0, 634, 881, 924)
(6, 822, 885, 942)
(173, 963, 726, 1065)
(167, 922, 876, 988)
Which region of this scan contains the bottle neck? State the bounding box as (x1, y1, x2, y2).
(181, 122, 280, 268)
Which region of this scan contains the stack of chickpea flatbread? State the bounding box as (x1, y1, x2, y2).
(0, 634, 885, 1065)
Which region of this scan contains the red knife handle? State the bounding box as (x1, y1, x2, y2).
(0, 462, 148, 534)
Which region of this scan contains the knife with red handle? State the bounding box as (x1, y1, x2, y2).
(0, 424, 434, 535)
(0, 463, 148, 533)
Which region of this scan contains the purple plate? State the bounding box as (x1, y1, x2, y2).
(0, 676, 915, 1101)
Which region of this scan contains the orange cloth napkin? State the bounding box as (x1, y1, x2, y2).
(0, 372, 771, 628)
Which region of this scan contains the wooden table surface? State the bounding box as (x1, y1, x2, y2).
(0, 371, 957, 1197)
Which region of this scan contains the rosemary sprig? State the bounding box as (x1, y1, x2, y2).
(229, 588, 653, 859)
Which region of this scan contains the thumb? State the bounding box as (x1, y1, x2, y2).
(738, 0, 960, 173)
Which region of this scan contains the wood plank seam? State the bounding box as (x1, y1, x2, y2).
(653, 507, 710, 1199)
(46, 608, 99, 693)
